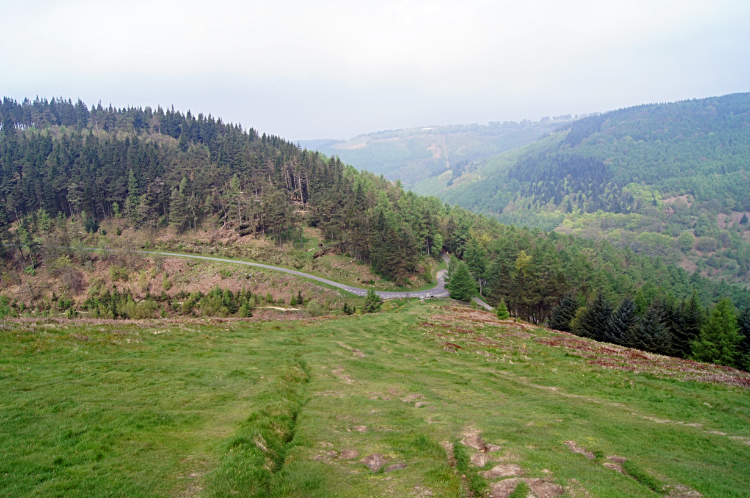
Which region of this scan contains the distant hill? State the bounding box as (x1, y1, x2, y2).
(299, 116, 576, 187)
(429, 92, 750, 286)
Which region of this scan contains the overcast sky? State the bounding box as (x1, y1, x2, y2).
(2, 0, 749, 140)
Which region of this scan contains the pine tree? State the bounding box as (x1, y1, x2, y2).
(549, 293, 579, 331)
(674, 291, 703, 358)
(364, 289, 383, 313)
(626, 306, 671, 355)
(692, 298, 741, 367)
(603, 297, 637, 345)
(742, 213, 749, 225)
(576, 294, 612, 340)
(169, 187, 186, 231)
(449, 261, 477, 302)
(738, 308, 750, 371)
(127, 169, 139, 222)
(464, 238, 487, 295)
(496, 299, 510, 320)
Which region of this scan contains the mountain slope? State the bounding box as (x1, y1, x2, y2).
(432, 93, 750, 286)
(299, 116, 574, 187)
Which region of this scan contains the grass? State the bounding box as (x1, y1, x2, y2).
(1, 302, 749, 496)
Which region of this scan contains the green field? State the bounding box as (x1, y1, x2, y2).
(1, 302, 749, 497)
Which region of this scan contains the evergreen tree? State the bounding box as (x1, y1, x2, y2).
(169, 187, 187, 231)
(603, 297, 637, 345)
(576, 294, 612, 340)
(742, 213, 749, 225)
(549, 293, 579, 331)
(692, 298, 741, 367)
(737, 308, 750, 371)
(496, 299, 510, 320)
(127, 169, 140, 222)
(449, 261, 477, 302)
(673, 291, 704, 358)
(464, 238, 488, 295)
(626, 306, 671, 355)
(364, 289, 383, 313)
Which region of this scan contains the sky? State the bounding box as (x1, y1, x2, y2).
(2, 0, 749, 140)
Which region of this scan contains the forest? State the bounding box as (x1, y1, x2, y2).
(436, 93, 750, 286)
(2, 95, 750, 371)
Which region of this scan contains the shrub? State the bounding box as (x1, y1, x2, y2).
(109, 266, 129, 282)
(162, 278, 172, 291)
(678, 231, 695, 252)
(364, 289, 383, 313)
(306, 300, 326, 317)
(496, 299, 510, 320)
(695, 237, 717, 252)
(121, 299, 159, 319)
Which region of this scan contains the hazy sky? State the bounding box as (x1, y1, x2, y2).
(2, 0, 749, 140)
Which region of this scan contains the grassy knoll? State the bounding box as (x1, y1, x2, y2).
(1, 302, 749, 497)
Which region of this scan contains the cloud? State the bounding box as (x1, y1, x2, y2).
(2, 0, 749, 138)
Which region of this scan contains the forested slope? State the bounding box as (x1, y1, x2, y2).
(299, 115, 573, 187)
(434, 93, 750, 287)
(2, 96, 750, 369)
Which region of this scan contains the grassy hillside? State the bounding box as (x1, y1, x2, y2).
(299, 116, 574, 187)
(2, 302, 749, 497)
(429, 93, 750, 287)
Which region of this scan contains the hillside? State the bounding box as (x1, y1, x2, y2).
(2, 303, 750, 497)
(427, 93, 750, 288)
(3, 96, 750, 496)
(298, 116, 574, 187)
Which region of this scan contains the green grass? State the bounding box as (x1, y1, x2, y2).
(1, 302, 749, 496)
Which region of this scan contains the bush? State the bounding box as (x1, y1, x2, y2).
(496, 299, 510, 319)
(364, 289, 383, 313)
(121, 299, 159, 319)
(109, 266, 130, 282)
(84, 217, 99, 234)
(162, 278, 172, 291)
(306, 300, 325, 317)
(678, 231, 695, 252)
(695, 237, 717, 252)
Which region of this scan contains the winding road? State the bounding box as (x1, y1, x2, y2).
(126, 250, 450, 299)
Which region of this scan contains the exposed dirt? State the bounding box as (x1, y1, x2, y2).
(384, 463, 407, 472)
(362, 453, 386, 472)
(490, 478, 564, 498)
(339, 449, 359, 460)
(470, 452, 490, 467)
(401, 393, 423, 403)
(331, 367, 355, 384)
(665, 484, 703, 497)
(564, 441, 595, 460)
(481, 464, 524, 479)
(602, 462, 625, 473)
(337, 342, 365, 357)
(460, 428, 486, 451)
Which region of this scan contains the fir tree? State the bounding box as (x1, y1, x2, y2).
(496, 299, 510, 320)
(603, 297, 637, 345)
(464, 238, 487, 295)
(742, 213, 749, 225)
(626, 306, 671, 355)
(169, 187, 187, 231)
(576, 294, 612, 340)
(738, 308, 750, 371)
(672, 291, 703, 358)
(549, 293, 579, 331)
(127, 169, 139, 222)
(364, 289, 383, 313)
(692, 298, 741, 367)
(449, 261, 477, 302)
